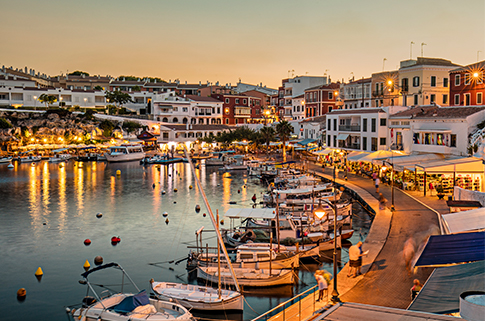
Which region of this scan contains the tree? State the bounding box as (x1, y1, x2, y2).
(94, 85, 103, 91)
(275, 120, 294, 162)
(0, 118, 13, 129)
(99, 119, 116, 137)
(69, 71, 90, 76)
(122, 121, 142, 133)
(38, 94, 57, 108)
(105, 90, 133, 114)
(259, 126, 275, 153)
(132, 85, 141, 92)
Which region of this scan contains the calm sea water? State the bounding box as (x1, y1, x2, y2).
(0, 160, 372, 321)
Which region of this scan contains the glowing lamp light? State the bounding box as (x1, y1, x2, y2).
(387, 80, 393, 85)
(473, 72, 479, 78)
(30, 138, 35, 142)
(313, 202, 326, 219)
(43, 138, 47, 143)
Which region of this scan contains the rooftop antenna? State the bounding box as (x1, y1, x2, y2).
(383, 58, 387, 71)
(410, 41, 415, 59)
(421, 43, 426, 57)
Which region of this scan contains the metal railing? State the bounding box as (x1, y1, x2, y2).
(338, 125, 361, 132)
(251, 285, 318, 321)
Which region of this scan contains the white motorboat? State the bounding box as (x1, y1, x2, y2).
(69, 262, 193, 321)
(150, 281, 243, 311)
(222, 163, 248, 171)
(0, 156, 12, 164)
(49, 154, 72, 163)
(197, 266, 295, 287)
(105, 144, 145, 162)
(17, 155, 42, 163)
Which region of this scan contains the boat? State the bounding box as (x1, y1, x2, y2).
(105, 144, 145, 162)
(222, 163, 248, 171)
(141, 155, 185, 165)
(204, 158, 228, 166)
(0, 156, 12, 164)
(49, 154, 72, 163)
(16, 155, 42, 163)
(197, 266, 295, 287)
(69, 262, 193, 321)
(150, 281, 243, 311)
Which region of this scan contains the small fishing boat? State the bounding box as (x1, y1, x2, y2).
(0, 156, 12, 164)
(150, 281, 244, 311)
(17, 155, 42, 163)
(68, 262, 193, 321)
(105, 144, 145, 162)
(197, 266, 295, 287)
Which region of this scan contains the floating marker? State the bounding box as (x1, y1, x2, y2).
(229, 201, 237, 204)
(8, 164, 14, 169)
(238, 190, 240, 193)
(34, 267, 43, 276)
(174, 188, 178, 192)
(162, 190, 166, 194)
(111, 236, 121, 243)
(84, 239, 91, 246)
(220, 219, 224, 225)
(83, 260, 90, 270)
(17, 288, 26, 300)
(116, 170, 121, 176)
(152, 183, 155, 189)
(162, 212, 168, 217)
(195, 205, 201, 212)
(203, 213, 206, 217)
(189, 185, 193, 189)
(174, 201, 177, 204)
(96, 213, 102, 218)
(94, 256, 103, 266)
(165, 218, 169, 224)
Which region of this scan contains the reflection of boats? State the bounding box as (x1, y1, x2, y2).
(141, 155, 185, 165)
(197, 266, 295, 287)
(105, 144, 145, 162)
(69, 262, 193, 321)
(150, 281, 243, 312)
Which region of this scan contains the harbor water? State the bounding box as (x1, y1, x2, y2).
(0, 160, 373, 321)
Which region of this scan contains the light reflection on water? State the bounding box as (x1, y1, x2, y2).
(0, 160, 372, 321)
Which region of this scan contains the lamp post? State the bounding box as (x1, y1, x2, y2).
(84, 97, 87, 111)
(33, 95, 37, 111)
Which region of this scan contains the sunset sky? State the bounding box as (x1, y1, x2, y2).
(2, 0, 484, 88)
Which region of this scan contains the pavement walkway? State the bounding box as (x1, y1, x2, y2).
(264, 161, 441, 321)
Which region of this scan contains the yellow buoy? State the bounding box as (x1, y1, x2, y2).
(116, 170, 121, 176)
(83, 259, 91, 270)
(174, 188, 178, 192)
(35, 267, 43, 276)
(220, 219, 224, 225)
(189, 185, 193, 189)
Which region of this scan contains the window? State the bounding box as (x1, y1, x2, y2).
(478, 72, 483, 84)
(243, 99, 247, 104)
(333, 135, 337, 147)
(413, 76, 420, 87)
(477, 92, 483, 105)
(371, 137, 378, 151)
(363, 118, 367, 132)
(182, 107, 188, 112)
(328, 119, 331, 131)
(225, 118, 229, 124)
(162, 132, 169, 139)
(380, 137, 386, 145)
(414, 95, 419, 105)
(225, 98, 229, 103)
(454, 94, 460, 105)
(401, 78, 409, 92)
(430, 94, 436, 103)
(327, 135, 331, 146)
(362, 137, 367, 150)
(443, 78, 448, 87)
(380, 118, 386, 126)
(464, 73, 471, 85)
(328, 91, 333, 100)
(217, 107, 220, 114)
(235, 98, 239, 104)
(465, 93, 471, 106)
(431, 76, 436, 87)
(450, 134, 456, 147)
(442, 94, 448, 104)
(371, 118, 376, 132)
(333, 119, 337, 131)
(391, 121, 399, 126)
(455, 75, 461, 86)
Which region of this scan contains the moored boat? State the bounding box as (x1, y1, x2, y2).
(197, 266, 295, 287)
(105, 144, 145, 162)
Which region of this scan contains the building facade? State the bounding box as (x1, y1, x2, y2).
(449, 61, 485, 106)
(343, 77, 372, 109)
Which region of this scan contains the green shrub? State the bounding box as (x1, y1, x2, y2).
(0, 118, 13, 129)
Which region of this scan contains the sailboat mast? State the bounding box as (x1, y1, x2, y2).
(217, 211, 221, 300)
(184, 147, 241, 292)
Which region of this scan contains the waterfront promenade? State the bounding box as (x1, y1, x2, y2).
(264, 161, 441, 321)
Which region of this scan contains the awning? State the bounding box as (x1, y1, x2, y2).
(52, 148, 69, 153)
(387, 154, 445, 171)
(358, 150, 407, 163)
(337, 134, 349, 141)
(297, 138, 317, 146)
(416, 157, 484, 173)
(408, 260, 485, 314)
(225, 208, 276, 220)
(414, 231, 485, 267)
(442, 208, 485, 234)
(294, 147, 306, 150)
(313, 148, 334, 155)
(414, 129, 452, 133)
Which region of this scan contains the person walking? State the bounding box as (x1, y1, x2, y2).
(411, 279, 422, 299)
(251, 194, 257, 203)
(379, 193, 387, 210)
(314, 271, 328, 302)
(375, 176, 380, 193)
(348, 241, 366, 277)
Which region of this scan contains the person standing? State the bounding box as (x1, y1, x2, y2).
(348, 241, 365, 277)
(252, 194, 257, 203)
(375, 176, 380, 193)
(314, 271, 328, 302)
(411, 279, 422, 299)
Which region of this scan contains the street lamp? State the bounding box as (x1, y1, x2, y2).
(84, 97, 87, 110)
(59, 96, 63, 108)
(33, 95, 37, 110)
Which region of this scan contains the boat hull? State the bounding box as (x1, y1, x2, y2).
(194, 252, 299, 270)
(197, 267, 295, 287)
(151, 282, 244, 311)
(106, 153, 146, 162)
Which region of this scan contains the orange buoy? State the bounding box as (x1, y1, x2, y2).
(84, 239, 91, 246)
(165, 218, 169, 224)
(17, 288, 26, 301)
(94, 256, 103, 265)
(220, 219, 224, 225)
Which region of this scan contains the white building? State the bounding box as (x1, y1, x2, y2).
(326, 106, 408, 152)
(151, 93, 223, 125)
(291, 94, 305, 120)
(389, 106, 485, 156)
(282, 76, 327, 120)
(295, 115, 326, 143)
(343, 77, 372, 109)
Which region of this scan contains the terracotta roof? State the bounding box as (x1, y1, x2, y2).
(300, 115, 326, 123)
(390, 106, 485, 119)
(450, 60, 485, 74)
(160, 124, 232, 131)
(186, 95, 222, 103)
(328, 108, 385, 115)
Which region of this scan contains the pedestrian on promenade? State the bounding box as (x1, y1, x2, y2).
(252, 194, 257, 203)
(411, 279, 422, 299)
(314, 271, 328, 302)
(375, 177, 380, 193)
(379, 193, 387, 210)
(403, 238, 416, 275)
(372, 172, 377, 180)
(348, 241, 367, 277)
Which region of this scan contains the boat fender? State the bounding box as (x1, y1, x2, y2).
(94, 256, 103, 266)
(84, 239, 91, 246)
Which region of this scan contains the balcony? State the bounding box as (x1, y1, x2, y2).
(390, 143, 404, 151)
(413, 144, 452, 154)
(339, 125, 361, 132)
(338, 142, 361, 150)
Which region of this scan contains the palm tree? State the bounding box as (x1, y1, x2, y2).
(259, 126, 275, 153)
(38, 94, 57, 109)
(275, 120, 294, 162)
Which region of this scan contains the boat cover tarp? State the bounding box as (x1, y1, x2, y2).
(297, 138, 317, 146)
(274, 185, 330, 195)
(414, 231, 485, 267)
(442, 208, 485, 234)
(225, 208, 276, 219)
(113, 290, 150, 313)
(408, 260, 485, 314)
